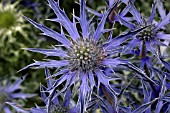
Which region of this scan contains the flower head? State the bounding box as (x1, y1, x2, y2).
(116, 0, 170, 57)
(7, 68, 79, 113)
(0, 75, 36, 112)
(21, 0, 148, 112)
(0, 1, 28, 40)
(66, 37, 106, 72)
(0, 0, 39, 76)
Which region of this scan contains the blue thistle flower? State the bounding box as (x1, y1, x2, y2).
(114, 0, 170, 57)
(106, 0, 170, 73)
(21, 0, 149, 112)
(7, 68, 79, 113)
(0, 75, 36, 113)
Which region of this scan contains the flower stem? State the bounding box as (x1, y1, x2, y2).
(100, 84, 113, 105)
(140, 41, 157, 93)
(140, 41, 146, 58)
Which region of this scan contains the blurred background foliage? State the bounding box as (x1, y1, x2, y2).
(0, 0, 170, 111)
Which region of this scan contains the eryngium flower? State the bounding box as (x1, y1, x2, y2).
(111, 0, 170, 72)
(7, 68, 79, 113)
(0, 75, 36, 113)
(21, 0, 148, 112)
(0, 1, 29, 43)
(112, 0, 170, 57)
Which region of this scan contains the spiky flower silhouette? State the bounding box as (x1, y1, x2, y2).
(7, 68, 79, 113)
(21, 0, 149, 112)
(109, 0, 170, 73)
(112, 0, 170, 57)
(0, 76, 36, 113)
